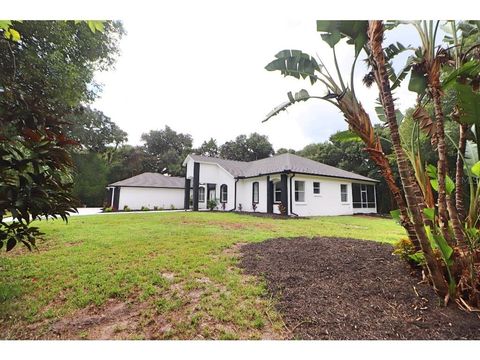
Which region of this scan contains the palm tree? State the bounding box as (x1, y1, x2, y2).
(367, 20, 449, 297)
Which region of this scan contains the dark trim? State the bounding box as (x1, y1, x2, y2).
(104, 188, 113, 208)
(192, 162, 200, 211)
(106, 185, 186, 189)
(236, 171, 378, 183)
(280, 173, 288, 215)
(207, 183, 216, 202)
(289, 174, 299, 216)
(112, 186, 121, 211)
(252, 181, 259, 204)
(266, 176, 273, 213)
(220, 184, 227, 203)
(184, 178, 191, 210)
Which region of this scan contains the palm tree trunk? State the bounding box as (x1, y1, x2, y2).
(431, 88, 465, 246)
(368, 20, 448, 297)
(340, 100, 419, 247)
(364, 144, 419, 247)
(456, 123, 467, 223)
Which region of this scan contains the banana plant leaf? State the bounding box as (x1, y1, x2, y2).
(265, 50, 320, 85)
(316, 20, 368, 56)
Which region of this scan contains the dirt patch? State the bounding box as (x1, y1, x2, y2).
(240, 237, 480, 340)
(47, 298, 147, 339)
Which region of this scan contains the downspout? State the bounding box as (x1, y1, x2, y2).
(229, 178, 239, 211)
(289, 173, 299, 217)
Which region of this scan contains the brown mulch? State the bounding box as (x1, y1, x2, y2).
(239, 237, 480, 340)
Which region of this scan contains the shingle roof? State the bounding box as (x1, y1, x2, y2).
(109, 173, 185, 188)
(187, 153, 377, 182)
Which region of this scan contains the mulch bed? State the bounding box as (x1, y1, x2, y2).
(239, 237, 480, 340)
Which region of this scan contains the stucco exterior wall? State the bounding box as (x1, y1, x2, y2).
(236, 177, 268, 213)
(118, 187, 184, 210)
(185, 158, 236, 210)
(289, 174, 377, 216)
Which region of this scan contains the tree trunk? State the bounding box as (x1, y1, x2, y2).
(340, 99, 419, 247)
(455, 123, 467, 223)
(364, 144, 419, 247)
(431, 87, 465, 246)
(368, 20, 448, 297)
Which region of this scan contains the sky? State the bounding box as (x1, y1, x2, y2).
(88, 4, 434, 151)
(8, 0, 456, 153)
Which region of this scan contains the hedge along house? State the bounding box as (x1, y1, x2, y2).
(183, 153, 379, 216)
(105, 173, 186, 211)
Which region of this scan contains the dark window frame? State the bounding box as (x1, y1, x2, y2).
(220, 184, 228, 203)
(313, 181, 320, 194)
(274, 181, 282, 203)
(352, 183, 376, 208)
(252, 182, 259, 204)
(198, 187, 205, 202)
(340, 184, 348, 202)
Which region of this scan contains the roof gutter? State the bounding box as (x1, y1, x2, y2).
(236, 170, 378, 183)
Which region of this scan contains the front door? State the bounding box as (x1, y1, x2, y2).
(208, 189, 216, 202)
(207, 184, 216, 203)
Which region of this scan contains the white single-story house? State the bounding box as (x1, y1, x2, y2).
(105, 153, 378, 216)
(183, 153, 378, 216)
(105, 173, 186, 211)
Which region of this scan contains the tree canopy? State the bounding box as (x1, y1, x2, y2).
(219, 133, 274, 161)
(0, 20, 124, 251)
(67, 106, 128, 153)
(141, 126, 193, 176)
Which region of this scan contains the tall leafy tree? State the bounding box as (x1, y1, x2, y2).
(276, 148, 296, 155)
(141, 126, 193, 176)
(71, 152, 109, 207)
(195, 138, 219, 157)
(0, 20, 124, 251)
(107, 145, 152, 183)
(67, 106, 128, 153)
(219, 133, 274, 161)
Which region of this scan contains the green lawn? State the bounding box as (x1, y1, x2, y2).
(0, 212, 405, 339)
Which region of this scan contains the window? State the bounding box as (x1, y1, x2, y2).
(340, 184, 348, 202)
(198, 187, 205, 202)
(252, 182, 259, 204)
(274, 182, 282, 203)
(295, 181, 305, 202)
(220, 184, 228, 203)
(313, 182, 320, 194)
(352, 183, 376, 208)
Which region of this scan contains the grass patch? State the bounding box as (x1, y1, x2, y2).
(0, 212, 404, 339)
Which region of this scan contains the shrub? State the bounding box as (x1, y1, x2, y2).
(252, 202, 257, 212)
(140, 206, 150, 211)
(123, 205, 131, 212)
(277, 203, 287, 216)
(238, 203, 243, 212)
(103, 207, 113, 213)
(207, 199, 218, 211)
(153, 206, 159, 211)
(393, 238, 425, 266)
(170, 204, 176, 210)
